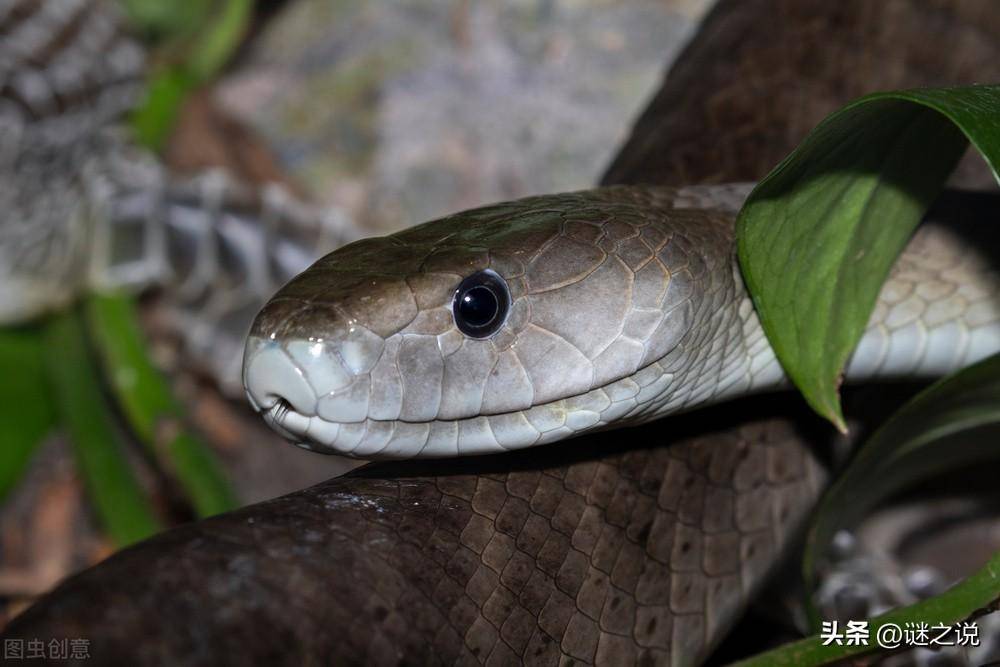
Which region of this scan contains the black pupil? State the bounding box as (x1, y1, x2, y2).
(459, 286, 499, 327)
(452, 270, 510, 338)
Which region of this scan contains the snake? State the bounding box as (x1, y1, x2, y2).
(242, 183, 1000, 458)
(5, 0, 1000, 665)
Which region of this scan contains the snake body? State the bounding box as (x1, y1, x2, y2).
(5, 1, 1000, 665)
(243, 184, 1000, 458)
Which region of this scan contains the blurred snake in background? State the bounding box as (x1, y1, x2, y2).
(0, 0, 359, 392)
(4, 0, 1000, 664)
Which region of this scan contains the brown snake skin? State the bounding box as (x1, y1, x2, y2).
(5, 400, 830, 666)
(604, 0, 1000, 188)
(6, 0, 1000, 664)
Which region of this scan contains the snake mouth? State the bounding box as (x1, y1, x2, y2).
(254, 390, 628, 459)
(243, 334, 659, 460)
(262, 400, 320, 451)
(243, 337, 658, 459)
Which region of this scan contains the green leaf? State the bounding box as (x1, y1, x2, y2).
(118, 0, 214, 40)
(84, 293, 236, 517)
(43, 309, 162, 546)
(127, 0, 253, 150)
(0, 326, 55, 500)
(130, 68, 196, 152)
(186, 0, 253, 83)
(801, 352, 1000, 628)
(728, 547, 1000, 666)
(166, 433, 237, 516)
(736, 85, 1000, 429)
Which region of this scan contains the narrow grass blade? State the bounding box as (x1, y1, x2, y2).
(118, 0, 212, 39)
(43, 309, 161, 546)
(128, 0, 253, 150)
(729, 548, 1000, 666)
(801, 353, 1000, 625)
(0, 326, 55, 500)
(84, 293, 236, 517)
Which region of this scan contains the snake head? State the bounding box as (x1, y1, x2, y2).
(243, 186, 737, 459)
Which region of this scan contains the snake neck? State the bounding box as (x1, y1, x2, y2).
(623, 257, 784, 422)
(641, 217, 1000, 422)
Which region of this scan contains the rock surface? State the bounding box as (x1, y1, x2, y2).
(217, 0, 714, 232)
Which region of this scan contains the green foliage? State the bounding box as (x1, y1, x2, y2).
(734, 355, 1000, 665)
(730, 547, 1000, 666)
(85, 293, 236, 517)
(802, 353, 1000, 623)
(125, 0, 253, 150)
(737, 86, 1000, 430)
(0, 0, 248, 545)
(131, 69, 196, 152)
(734, 85, 1000, 665)
(0, 327, 54, 500)
(2, 295, 236, 541)
(43, 310, 162, 546)
(118, 0, 211, 39)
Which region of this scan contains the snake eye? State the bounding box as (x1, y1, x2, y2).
(452, 269, 510, 338)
